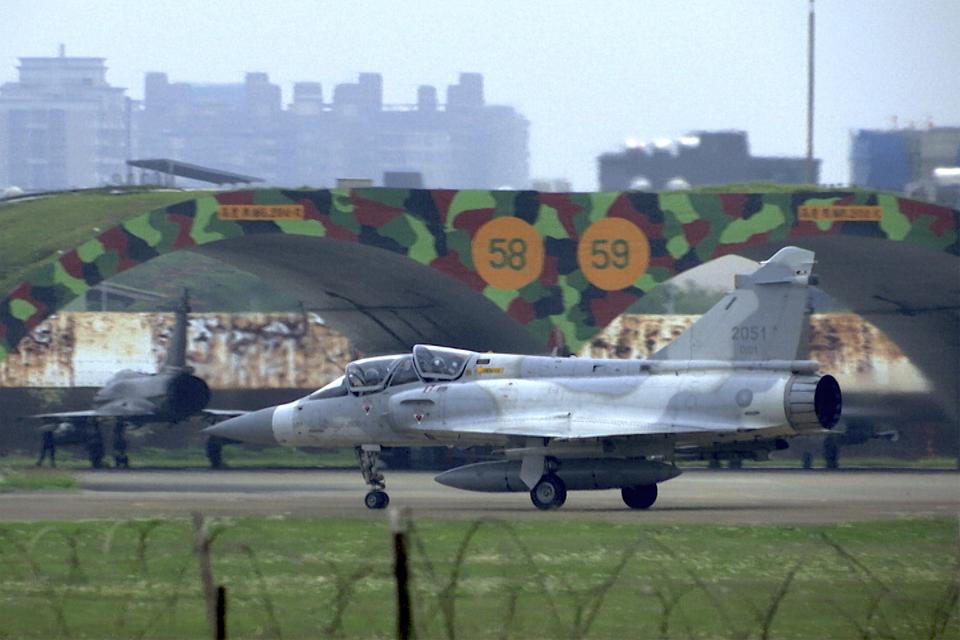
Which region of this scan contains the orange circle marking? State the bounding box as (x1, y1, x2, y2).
(472, 217, 545, 289)
(577, 218, 650, 290)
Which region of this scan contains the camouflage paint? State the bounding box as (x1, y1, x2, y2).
(1, 189, 957, 359)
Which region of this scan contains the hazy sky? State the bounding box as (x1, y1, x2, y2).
(2, 0, 957, 189)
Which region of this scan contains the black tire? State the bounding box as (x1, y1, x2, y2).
(728, 458, 743, 470)
(364, 490, 390, 510)
(802, 452, 814, 469)
(530, 475, 567, 510)
(621, 484, 658, 510)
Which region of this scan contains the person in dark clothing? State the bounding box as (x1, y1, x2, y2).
(36, 425, 56, 467)
(112, 421, 129, 469)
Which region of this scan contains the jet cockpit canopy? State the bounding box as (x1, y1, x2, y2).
(307, 375, 347, 400)
(413, 345, 475, 381)
(345, 355, 406, 393)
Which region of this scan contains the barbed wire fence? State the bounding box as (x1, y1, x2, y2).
(0, 511, 957, 639)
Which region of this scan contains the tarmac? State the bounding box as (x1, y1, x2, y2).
(1, 468, 958, 524)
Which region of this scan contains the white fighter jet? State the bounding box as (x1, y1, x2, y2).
(205, 247, 841, 510)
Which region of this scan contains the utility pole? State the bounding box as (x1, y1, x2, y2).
(806, 0, 816, 185)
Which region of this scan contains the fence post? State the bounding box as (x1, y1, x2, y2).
(192, 511, 219, 640)
(216, 585, 227, 640)
(390, 507, 413, 640)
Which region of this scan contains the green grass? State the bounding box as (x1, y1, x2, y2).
(135, 445, 357, 469)
(0, 467, 77, 493)
(4, 444, 955, 472)
(678, 456, 960, 470)
(0, 516, 954, 639)
(0, 189, 205, 294)
(4, 446, 955, 471)
(0, 446, 357, 470)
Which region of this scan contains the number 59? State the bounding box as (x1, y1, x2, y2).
(590, 239, 630, 269)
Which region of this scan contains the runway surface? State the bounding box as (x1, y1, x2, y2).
(2, 469, 957, 523)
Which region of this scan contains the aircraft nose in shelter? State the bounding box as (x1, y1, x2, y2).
(204, 407, 278, 445)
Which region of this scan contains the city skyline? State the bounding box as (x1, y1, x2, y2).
(0, 58, 531, 190)
(2, 0, 958, 189)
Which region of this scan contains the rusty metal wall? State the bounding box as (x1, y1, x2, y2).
(0, 312, 928, 394)
(0, 313, 352, 389)
(578, 313, 929, 394)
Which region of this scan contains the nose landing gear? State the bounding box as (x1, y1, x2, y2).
(357, 445, 390, 509)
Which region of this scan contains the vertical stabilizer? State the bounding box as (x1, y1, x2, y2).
(162, 290, 190, 371)
(652, 247, 816, 362)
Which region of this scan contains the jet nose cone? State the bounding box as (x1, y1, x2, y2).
(204, 407, 277, 445)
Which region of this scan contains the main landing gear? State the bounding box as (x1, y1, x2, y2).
(528, 476, 660, 510)
(530, 474, 567, 510)
(357, 445, 389, 509)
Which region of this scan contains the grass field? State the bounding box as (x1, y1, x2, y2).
(5, 442, 957, 473)
(1, 446, 359, 471)
(3, 443, 957, 476)
(0, 515, 955, 639)
(0, 468, 77, 493)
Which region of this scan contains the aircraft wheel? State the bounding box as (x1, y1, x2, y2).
(802, 452, 814, 469)
(621, 484, 657, 510)
(530, 475, 567, 510)
(364, 490, 390, 510)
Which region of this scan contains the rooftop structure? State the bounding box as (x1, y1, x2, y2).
(850, 126, 960, 206)
(140, 71, 529, 189)
(0, 48, 129, 190)
(126, 158, 262, 186)
(597, 131, 816, 191)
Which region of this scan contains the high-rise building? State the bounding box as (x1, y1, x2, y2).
(139, 71, 290, 184)
(0, 49, 128, 190)
(850, 127, 960, 205)
(597, 131, 816, 192)
(142, 71, 529, 189)
(1, 54, 530, 191)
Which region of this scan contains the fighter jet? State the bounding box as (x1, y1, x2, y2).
(206, 247, 842, 510)
(26, 291, 240, 468)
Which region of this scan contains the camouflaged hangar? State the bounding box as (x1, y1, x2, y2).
(1, 188, 957, 421)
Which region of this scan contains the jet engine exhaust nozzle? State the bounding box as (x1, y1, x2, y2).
(165, 373, 211, 421)
(785, 374, 842, 433)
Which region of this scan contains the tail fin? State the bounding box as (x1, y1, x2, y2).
(652, 247, 815, 362)
(162, 289, 190, 370)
